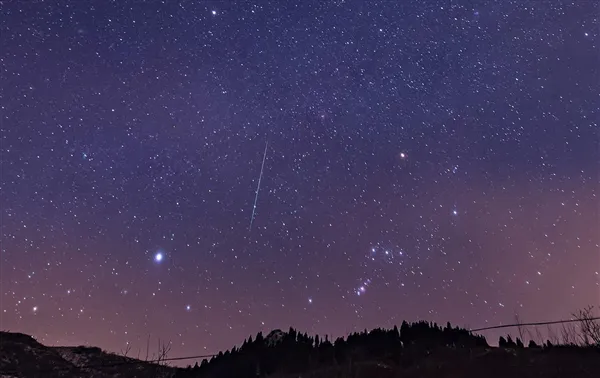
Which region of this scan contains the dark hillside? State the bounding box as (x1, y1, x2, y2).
(0, 331, 174, 378)
(2, 323, 599, 378)
(175, 321, 488, 377)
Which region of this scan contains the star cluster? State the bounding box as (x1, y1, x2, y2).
(1, 0, 598, 359)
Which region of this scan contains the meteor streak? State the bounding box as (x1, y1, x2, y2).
(249, 141, 268, 231)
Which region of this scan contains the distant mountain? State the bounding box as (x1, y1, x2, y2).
(2, 321, 599, 378)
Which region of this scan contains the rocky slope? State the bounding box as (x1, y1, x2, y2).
(0, 332, 175, 378)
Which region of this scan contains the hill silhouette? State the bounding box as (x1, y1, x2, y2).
(0, 331, 173, 378)
(1, 320, 598, 377)
(175, 320, 488, 378)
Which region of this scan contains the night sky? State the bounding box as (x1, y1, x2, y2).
(1, 0, 598, 360)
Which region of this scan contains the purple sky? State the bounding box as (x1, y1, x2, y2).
(1, 0, 598, 360)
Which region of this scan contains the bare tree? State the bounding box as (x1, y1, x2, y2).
(155, 338, 172, 365)
(119, 343, 132, 358)
(559, 322, 579, 346)
(145, 334, 151, 361)
(546, 325, 559, 345)
(534, 326, 544, 346)
(572, 305, 600, 346)
(514, 313, 525, 343)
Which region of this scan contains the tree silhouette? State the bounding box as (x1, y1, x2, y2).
(505, 335, 517, 348)
(175, 321, 489, 378)
(516, 337, 524, 348)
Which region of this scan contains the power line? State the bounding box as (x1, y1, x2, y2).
(86, 352, 218, 367)
(151, 353, 217, 363)
(470, 316, 600, 332)
(0, 352, 218, 375)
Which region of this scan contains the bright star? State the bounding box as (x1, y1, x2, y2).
(154, 252, 163, 262)
(211, 10, 217, 15)
(33, 306, 38, 312)
(186, 305, 191, 311)
(308, 298, 312, 304)
(399, 152, 406, 159)
(452, 210, 458, 216)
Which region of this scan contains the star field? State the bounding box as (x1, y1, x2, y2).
(1, 0, 599, 359)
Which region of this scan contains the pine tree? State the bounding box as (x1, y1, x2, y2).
(288, 327, 297, 342)
(400, 320, 410, 343)
(516, 337, 524, 348)
(499, 336, 507, 347)
(506, 335, 516, 348)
